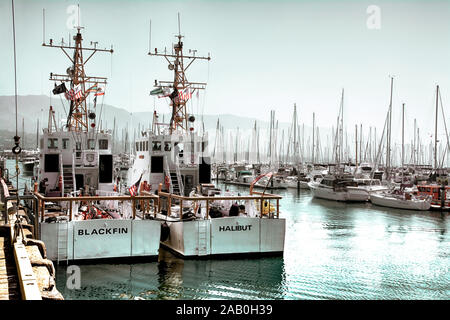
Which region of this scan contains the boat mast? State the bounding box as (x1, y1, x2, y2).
(43, 23, 112, 132)
(355, 124, 358, 168)
(148, 13, 210, 134)
(293, 104, 298, 165)
(434, 85, 439, 171)
(36, 119, 39, 150)
(312, 112, 315, 164)
(386, 76, 394, 179)
(402, 102, 405, 168)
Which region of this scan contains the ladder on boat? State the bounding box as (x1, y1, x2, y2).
(57, 222, 69, 265)
(164, 155, 184, 196)
(62, 154, 76, 196)
(170, 172, 181, 195)
(62, 166, 73, 195)
(197, 219, 208, 256)
(175, 155, 184, 196)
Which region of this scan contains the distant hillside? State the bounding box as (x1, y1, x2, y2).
(0, 94, 289, 134)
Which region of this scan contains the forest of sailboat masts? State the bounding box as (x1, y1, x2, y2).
(99, 84, 449, 174)
(21, 84, 448, 172)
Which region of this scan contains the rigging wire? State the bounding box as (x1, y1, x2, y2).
(10, 0, 22, 224)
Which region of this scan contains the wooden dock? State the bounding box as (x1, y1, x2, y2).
(0, 176, 63, 300)
(0, 228, 21, 300)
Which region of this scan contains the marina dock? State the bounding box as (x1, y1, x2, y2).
(0, 174, 63, 300)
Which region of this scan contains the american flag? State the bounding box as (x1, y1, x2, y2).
(178, 89, 191, 102)
(74, 86, 83, 100)
(64, 85, 83, 100)
(65, 89, 74, 100)
(128, 173, 143, 196)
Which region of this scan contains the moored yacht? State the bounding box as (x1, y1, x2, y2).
(309, 174, 369, 202)
(370, 188, 431, 211)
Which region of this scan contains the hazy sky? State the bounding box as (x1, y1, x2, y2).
(1, 0, 450, 145)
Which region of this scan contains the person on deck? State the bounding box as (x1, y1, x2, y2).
(39, 178, 48, 194)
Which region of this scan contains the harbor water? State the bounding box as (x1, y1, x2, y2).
(5, 161, 449, 300)
(55, 184, 449, 300)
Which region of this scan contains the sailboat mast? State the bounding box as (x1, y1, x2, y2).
(312, 112, 315, 164)
(402, 103, 405, 168)
(387, 77, 394, 177)
(435, 85, 439, 170)
(36, 119, 39, 150)
(293, 104, 297, 163)
(355, 124, 358, 167)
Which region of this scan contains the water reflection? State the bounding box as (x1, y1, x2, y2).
(7, 161, 446, 300)
(55, 248, 287, 300)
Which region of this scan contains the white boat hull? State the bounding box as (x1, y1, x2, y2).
(309, 184, 369, 202)
(159, 216, 286, 257)
(40, 219, 161, 261)
(370, 193, 431, 211)
(285, 180, 310, 189)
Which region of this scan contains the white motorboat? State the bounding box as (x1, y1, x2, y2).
(22, 156, 36, 173)
(309, 175, 369, 202)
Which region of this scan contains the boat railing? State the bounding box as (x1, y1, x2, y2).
(71, 153, 76, 194)
(154, 190, 282, 220)
(33, 192, 160, 227)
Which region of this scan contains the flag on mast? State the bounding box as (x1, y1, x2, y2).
(94, 86, 105, 96)
(150, 87, 164, 95)
(128, 173, 143, 196)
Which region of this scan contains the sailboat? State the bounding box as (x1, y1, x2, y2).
(415, 85, 450, 210)
(309, 89, 370, 202)
(370, 186, 432, 211)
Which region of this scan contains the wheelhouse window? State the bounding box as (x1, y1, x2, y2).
(145, 141, 148, 151)
(47, 138, 58, 149)
(152, 141, 161, 151)
(88, 139, 95, 150)
(75, 141, 82, 159)
(164, 142, 172, 151)
(62, 138, 70, 150)
(136, 142, 139, 152)
(99, 139, 108, 150)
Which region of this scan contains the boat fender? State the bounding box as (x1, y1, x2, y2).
(160, 222, 170, 242)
